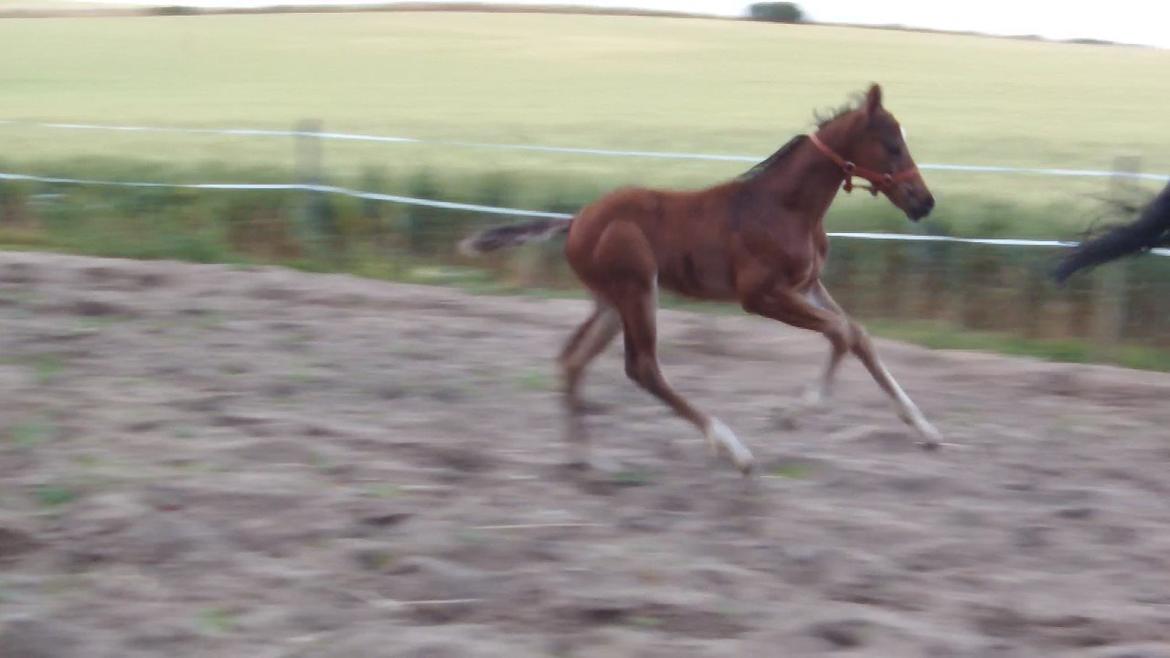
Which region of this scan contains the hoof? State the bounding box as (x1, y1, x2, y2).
(917, 424, 943, 451)
(706, 418, 755, 475)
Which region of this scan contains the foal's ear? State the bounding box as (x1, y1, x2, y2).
(864, 83, 883, 118)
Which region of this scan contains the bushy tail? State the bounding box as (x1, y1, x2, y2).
(1053, 182, 1170, 284)
(457, 217, 573, 256)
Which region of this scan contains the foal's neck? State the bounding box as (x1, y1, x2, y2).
(749, 135, 846, 231)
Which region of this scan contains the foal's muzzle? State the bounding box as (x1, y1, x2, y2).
(907, 191, 935, 221)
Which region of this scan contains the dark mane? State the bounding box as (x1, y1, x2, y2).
(738, 92, 867, 181)
(736, 135, 805, 181)
(813, 92, 864, 128)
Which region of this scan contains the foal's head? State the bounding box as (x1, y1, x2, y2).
(821, 84, 935, 221)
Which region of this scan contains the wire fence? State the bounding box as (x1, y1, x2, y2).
(2, 118, 1168, 182)
(1, 171, 1167, 256)
(2, 118, 1168, 354)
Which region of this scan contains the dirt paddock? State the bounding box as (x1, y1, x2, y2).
(2, 251, 1170, 657)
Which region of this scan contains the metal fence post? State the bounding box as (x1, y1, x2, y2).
(294, 119, 335, 263)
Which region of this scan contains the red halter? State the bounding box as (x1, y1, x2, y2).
(808, 132, 919, 196)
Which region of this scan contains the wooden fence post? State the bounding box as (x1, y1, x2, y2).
(1090, 155, 1141, 352)
(1092, 261, 1126, 352)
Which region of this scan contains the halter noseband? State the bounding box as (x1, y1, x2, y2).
(807, 132, 919, 196)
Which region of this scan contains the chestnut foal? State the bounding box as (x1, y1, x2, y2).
(461, 84, 941, 474)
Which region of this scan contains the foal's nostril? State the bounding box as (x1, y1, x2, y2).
(923, 193, 935, 213)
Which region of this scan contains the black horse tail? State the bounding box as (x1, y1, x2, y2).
(1053, 182, 1170, 284)
(458, 217, 573, 256)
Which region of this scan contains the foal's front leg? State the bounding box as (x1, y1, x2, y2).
(846, 318, 942, 448)
(787, 281, 849, 414)
(744, 284, 941, 449)
(814, 282, 940, 447)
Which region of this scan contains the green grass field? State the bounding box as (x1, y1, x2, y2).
(2, 11, 1169, 237)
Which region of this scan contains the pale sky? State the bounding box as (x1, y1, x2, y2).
(82, 0, 1170, 48)
(489, 0, 1170, 47)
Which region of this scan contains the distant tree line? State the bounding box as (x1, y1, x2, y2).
(748, 2, 804, 24)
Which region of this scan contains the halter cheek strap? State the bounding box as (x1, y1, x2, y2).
(807, 132, 919, 197)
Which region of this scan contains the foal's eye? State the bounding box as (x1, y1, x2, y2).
(886, 142, 903, 157)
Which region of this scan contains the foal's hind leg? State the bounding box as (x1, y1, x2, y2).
(611, 279, 754, 474)
(558, 302, 621, 466)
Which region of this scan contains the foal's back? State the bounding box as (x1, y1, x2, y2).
(564, 181, 745, 301)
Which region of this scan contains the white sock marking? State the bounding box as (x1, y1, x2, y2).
(706, 418, 754, 473)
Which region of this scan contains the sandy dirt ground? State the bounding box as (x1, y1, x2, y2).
(3, 251, 1170, 658)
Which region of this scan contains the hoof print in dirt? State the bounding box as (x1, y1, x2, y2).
(0, 524, 41, 562)
(175, 394, 234, 414)
(808, 618, 871, 649)
(417, 445, 495, 480)
(70, 298, 135, 318)
(344, 506, 414, 539)
(577, 400, 612, 415)
(826, 570, 926, 612)
(777, 546, 840, 586)
(558, 599, 745, 640)
(1055, 506, 1096, 520)
(574, 464, 657, 495)
(1, 262, 37, 284)
(387, 556, 489, 616)
(968, 604, 1126, 648)
(345, 539, 399, 572)
(769, 408, 801, 431)
(121, 515, 216, 565)
(558, 459, 592, 474)
(617, 513, 669, 533)
(359, 510, 413, 529)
